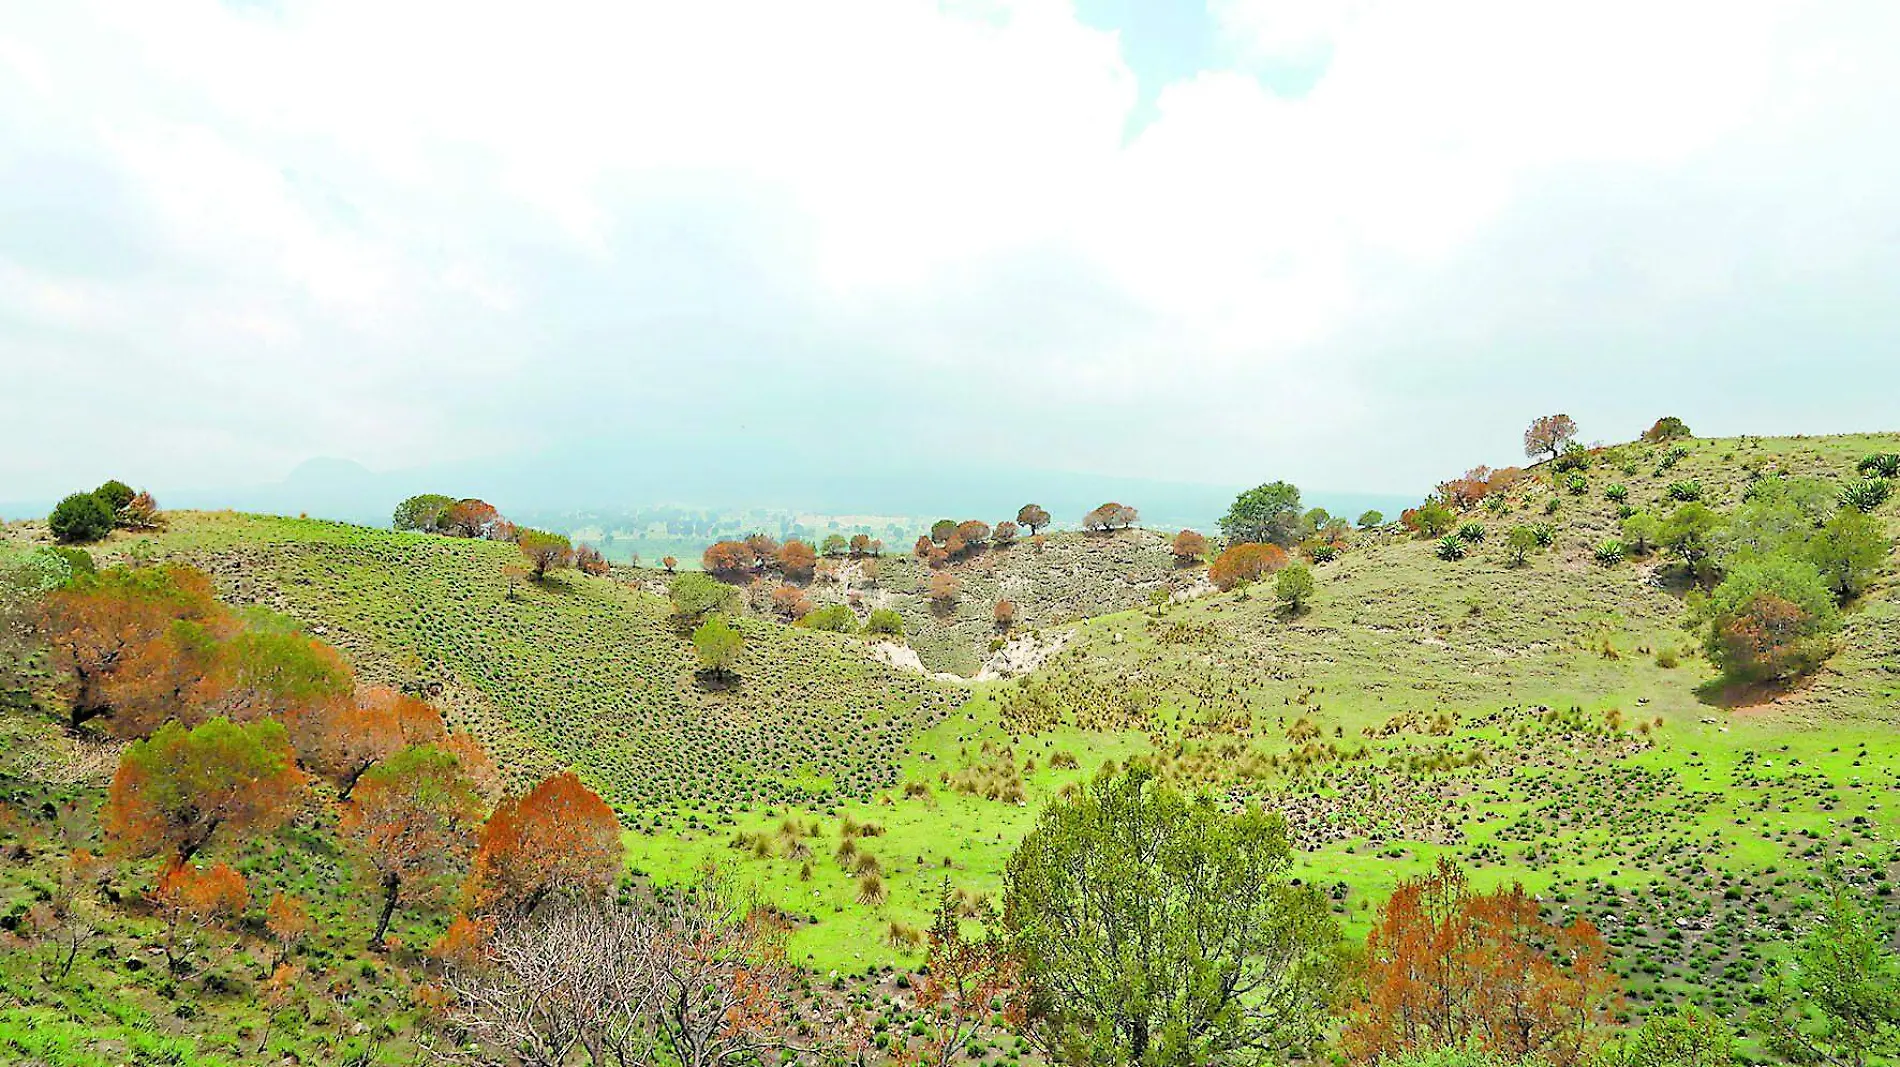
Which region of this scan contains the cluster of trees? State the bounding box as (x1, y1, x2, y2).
(1081, 502, 1138, 532)
(993, 767, 1895, 1067)
(703, 533, 819, 582)
(392, 494, 609, 582)
(47, 479, 161, 544)
(914, 517, 1021, 568)
(29, 558, 630, 975)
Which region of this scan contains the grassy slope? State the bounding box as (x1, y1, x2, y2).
(3, 430, 1897, 1056)
(43, 512, 965, 814)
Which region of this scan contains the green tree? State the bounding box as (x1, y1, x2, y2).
(801, 604, 857, 633)
(94, 480, 136, 513)
(101, 717, 305, 863)
(1003, 768, 1338, 1067)
(49, 493, 115, 544)
(1357, 510, 1385, 529)
(1603, 1006, 1733, 1067)
(1704, 555, 1840, 682)
(392, 493, 455, 532)
(1621, 512, 1661, 556)
(669, 572, 737, 619)
(1806, 508, 1887, 601)
(1752, 874, 1900, 1067)
(1411, 502, 1455, 538)
(692, 616, 744, 679)
(1276, 563, 1315, 613)
(864, 608, 905, 638)
(1221, 481, 1305, 546)
(515, 529, 573, 579)
(1506, 525, 1541, 566)
(1662, 503, 1721, 576)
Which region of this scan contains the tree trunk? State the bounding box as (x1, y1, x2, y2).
(369, 872, 400, 950)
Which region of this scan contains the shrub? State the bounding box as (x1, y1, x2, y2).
(49, 493, 115, 544)
(1704, 555, 1840, 682)
(1565, 472, 1589, 495)
(1620, 512, 1660, 555)
(94, 480, 136, 512)
(1209, 543, 1289, 591)
(1435, 536, 1467, 561)
(1641, 416, 1693, 443)
(801, 605, 857, 633)
(1506, 526, 1540, 566)
(863, 609, 904, 638)
(1276, 563, 1316, 612)
(1171, 529, 1208, 563)
(1404, 502, 1455, 538)
(1594, 540, 1626, 566)
(1543, 498, 1561, 515)
(691, 617, 744, 678)
(1357, 510, 1384, 528)
(1604, 484, 1628, 503)
(669, 573, 737, 619)
(1667, 480, 1703, 502)
(516, 530, 573, 579)
(1552, 442, 1593, 472)
(1840, 478, 1892, 513)
(1457, 522, 1486, 543)
(1856, 453, 1900, 479)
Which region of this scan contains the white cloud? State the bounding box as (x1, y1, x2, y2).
(3, 0, 1897, 503)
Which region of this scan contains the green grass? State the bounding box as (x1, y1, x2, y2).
(3, 429, 1897, 1054)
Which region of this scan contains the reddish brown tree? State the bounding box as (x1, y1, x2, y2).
(1171, 529, 1208, 563)
(574, 543, 610, 577)
(897, 884, 1019, 1067)
(37, 563, 229, 732)
(151, 860, 248, 973)
(441, 499, 503, 539)
(770, 584, 813, 620)
(1523, 414, 1580, 463)
(662, 556, 678, 573)
(956, 520, 991, 548)
(1436, 466, 1495, 508)
(992, 521, 1018, 547)
(102, 718, 305, 864)
(849, 534, 873, 556)
(993, 599, 1017, 630)
(927, 572, 961, 609)
(703, 540, 754, 578)
(342, 744, 488, 949)
(464, 771, 623, 918)
(1342, 858, 1618, 1067)
(776, 540, 817, 580)
(265, 892, 313, 966)
(1017, 504, 1051, 535)
(1208, 543, 1289, 591)
(743, 533, 779, 564)
(290, 685, 447, 798)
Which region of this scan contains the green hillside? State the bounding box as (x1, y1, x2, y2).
(2, 429, 1897, 1063)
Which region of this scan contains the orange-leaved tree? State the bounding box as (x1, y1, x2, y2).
(464, 771, 622, 918)
(1171, 529, 1207, 563)
(1208, 543, 1289, 591)
(290, 684, 446, 798)
(1342, 857, 1619, 1067)
(37, 563, 230, 732)
(151, 860, 248, 973)
(102, 717, 305, 864)
(776, 540, 817, 580)
(897, 882, 1018, 1067)
(341, 743, 488, 950)
(703, 540, 754, 578)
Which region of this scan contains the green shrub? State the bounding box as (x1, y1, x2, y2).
(93, 479, 135, 512)
(1543, 498, 1561, 515)
(1667, 480, 1703, 502)
(1704, 555, 1840, 682)
(801, 605, 857, 633)
(1411, 502, 1455, 538)
(670, 572, 737, 618)
(1553, 442, 1593, 472)
(1506, 525, 1540, 566)
(48, 492, 114, 544)
(1839, 478, 1891, 513)
(1457, 522, 1486, 543)
(1435, 536, 1467, 561)
(1616, 504, 1637, 519)
(1275, 563, 1316, 612)
(1594, 540, 1626, 565)
(1604, 484, 1628, 503)
(863, 608, 905, 638)
(1857, 452, 1900, 479)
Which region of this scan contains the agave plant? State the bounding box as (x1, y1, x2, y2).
(1840, 478, 1892, 513)
(1436, 536, 1468, 561)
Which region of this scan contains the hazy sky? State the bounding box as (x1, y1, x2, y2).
(5, 0, 1900, 503)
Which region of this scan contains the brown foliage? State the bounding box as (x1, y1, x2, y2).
(1523, 414, 1579, 462)
(776, 540, 817, 580)
(703, 540, 755, 578)
(992, 521, 1018, 546)
(770, 584, 814, 620)
(1171, 529, 1207, 562)
(102, 718, 305, 863)
(441, 499, 504, 539)
(1208, 543, 1289, 591)
(1342, 858, 1618, 1067)
(927, 572, 961, 608)
(465, 771, 622, 918)
(574, 543, 610, 576)
(290, 685, 445, 796)
(38, 564, 231, 733)
(897, 886, 1019, 1067)
(342, 744, 488, 949)
(993, 599, 1017, 629)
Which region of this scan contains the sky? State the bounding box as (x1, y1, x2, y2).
(4, 0, 1900, 510)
